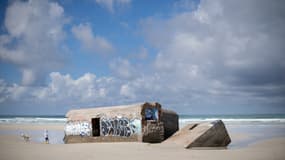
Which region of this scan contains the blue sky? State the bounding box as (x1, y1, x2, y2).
(0, 0, 284, 115)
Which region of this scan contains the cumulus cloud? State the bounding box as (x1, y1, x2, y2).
(0, 0, 67, 85)
(0, 71, 157, 113)
(37, 72, 108, 103)
(72, 23, 114, 54)
(1, 0, 285, 114)
(0, 71, 159, 111)
(120, 84, 136, 99)
(95, 0, 131, 13)
(0, 72, 120, 108)
(138, 0, 285, 112)
(109, 58, 138, 80)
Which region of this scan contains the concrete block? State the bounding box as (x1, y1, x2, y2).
(164, 120, 231, 148)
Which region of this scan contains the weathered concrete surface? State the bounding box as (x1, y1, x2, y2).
(66, 103, 148, 121)
(64, 135, 139, 143)
(64, 102, 179, 144)
(161, 109, 179, 140)
(142, 121, 164, 143)
(163, 120, 231, 148)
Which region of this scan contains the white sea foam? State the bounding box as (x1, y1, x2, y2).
(179, 118, 285, 122)
(179, 118, 285, 127)
(1, 116, 285, 125)
(0, 117, 67, 124)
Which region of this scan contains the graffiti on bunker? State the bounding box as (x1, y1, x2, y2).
(100, 117, 140, 137)
(65, 121, 91, 136)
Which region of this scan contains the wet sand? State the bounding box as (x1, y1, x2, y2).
(0, 124, 285, 160)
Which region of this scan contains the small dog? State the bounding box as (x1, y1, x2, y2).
(20, 133, 30, 142)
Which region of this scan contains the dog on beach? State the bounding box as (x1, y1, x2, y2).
(20, 133, 30, 142)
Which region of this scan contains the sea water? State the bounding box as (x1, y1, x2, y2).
(0, 115, 66, 124)
(1, 114, 284, 125)
(179, 114, 285, 126)
(1, 114, 285, 147)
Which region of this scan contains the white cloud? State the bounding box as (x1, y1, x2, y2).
(21, 69, 37, 86)
(0, 71, 159, 111)
(0, 72, 120, 107)
(49, 2, 64, 18)
(95, 0, 131, 13)
(45, 72, 102, 102)
(138, 0, 285, 112)
(1, 0, 284, 114)
(72, 23, 114, 54)
(109, 58, 137, 79)
(120, 84, 135, 99)
(0, 79, 37, 103)
(0, 0, 67, 85)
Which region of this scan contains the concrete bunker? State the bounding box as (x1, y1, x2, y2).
(64, 102, 179, 143)
(163, 120, 231, 148)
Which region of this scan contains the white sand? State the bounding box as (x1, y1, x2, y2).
(0, 124, 285, 160)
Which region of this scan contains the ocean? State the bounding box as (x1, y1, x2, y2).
(0, 115, 67, 124)
(1, 114, 285, 126)
(1, 114, 285, 147)
(179, 114, 285, 126)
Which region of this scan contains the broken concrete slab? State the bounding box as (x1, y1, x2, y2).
(163, 120, 231, 148)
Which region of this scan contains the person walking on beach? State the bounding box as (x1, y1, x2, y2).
(44, 129, 49, 144)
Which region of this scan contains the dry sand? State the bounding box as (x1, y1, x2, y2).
(0, 124, 285, 160)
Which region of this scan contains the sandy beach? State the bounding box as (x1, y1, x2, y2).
(1, 0, 285, 159)
(0, 124, 285, 160)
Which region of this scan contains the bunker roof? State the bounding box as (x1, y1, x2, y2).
(66, 102, 161, 121)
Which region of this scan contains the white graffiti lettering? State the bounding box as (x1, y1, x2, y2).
(100, 117, 140, 137)
(65, 121, 91, 136)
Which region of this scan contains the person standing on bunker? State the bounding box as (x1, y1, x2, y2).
(44, 129, 49, 144)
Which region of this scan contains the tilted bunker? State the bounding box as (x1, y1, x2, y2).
(64, 102, 179, 143)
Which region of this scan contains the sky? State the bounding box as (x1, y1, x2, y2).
(0, 0, 285, 115)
